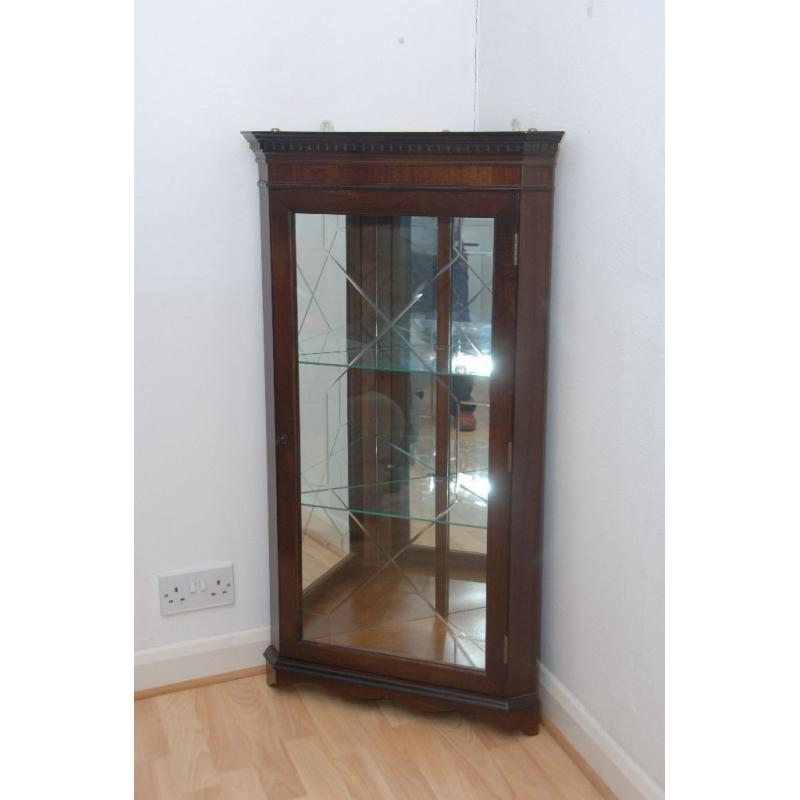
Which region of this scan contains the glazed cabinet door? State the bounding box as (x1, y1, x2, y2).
(270, 191, 518, 694)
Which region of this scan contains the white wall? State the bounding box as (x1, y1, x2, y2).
(136, 0, 664, 793)
(134, 0, 477, 653)
(478, 0, 665, 791)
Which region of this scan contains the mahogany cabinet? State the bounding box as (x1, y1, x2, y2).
(242, 130, 563, 734)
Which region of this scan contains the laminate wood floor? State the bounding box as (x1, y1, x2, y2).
(135, 674, 605, 799)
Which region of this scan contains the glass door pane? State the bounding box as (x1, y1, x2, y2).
(295, 213, 494, 670)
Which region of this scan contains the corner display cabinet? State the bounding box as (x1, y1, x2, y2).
(243, 130, 563, 734)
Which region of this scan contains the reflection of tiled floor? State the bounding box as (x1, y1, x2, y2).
(302, 555, 486, 671)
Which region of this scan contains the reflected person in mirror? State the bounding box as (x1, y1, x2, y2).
(409, 217, 477, 434)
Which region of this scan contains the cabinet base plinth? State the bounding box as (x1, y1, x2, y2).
(264, 646, 539, 736)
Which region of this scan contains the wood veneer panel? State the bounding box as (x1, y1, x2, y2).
(506, 188, 555, 695)
(267, 162, 522, 189)
(267, 194, 303, 654)
(435, 217, 453, 617)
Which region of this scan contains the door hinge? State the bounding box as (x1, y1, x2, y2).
(503, 635, 509, 664)
(512, 232, 519, 267)
(507, 442, 513, 472)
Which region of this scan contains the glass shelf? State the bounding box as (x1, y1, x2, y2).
(298, 317, 493, 377)
(301, 471, 490, 530)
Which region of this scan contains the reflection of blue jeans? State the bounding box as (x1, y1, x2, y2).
(450, 260, 475, 413)
(451, 260, 470, 323)
(410, 252, 475, 414)
(451, 375, 475, 414)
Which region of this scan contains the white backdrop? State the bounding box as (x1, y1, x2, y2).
(135, 0, 477, 651)
(479, 0, 664, 789)
(135, 0, 663, 794)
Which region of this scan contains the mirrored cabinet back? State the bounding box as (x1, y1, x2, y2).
(242, 130, 563, 734)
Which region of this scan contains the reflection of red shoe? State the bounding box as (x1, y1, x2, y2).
(458, 410, 477, 432)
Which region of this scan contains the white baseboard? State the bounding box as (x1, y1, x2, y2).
(539, 663, 664, 800)
(134, 626, 271, 692)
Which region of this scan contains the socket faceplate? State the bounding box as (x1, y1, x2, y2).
(158, 563, 235, 616)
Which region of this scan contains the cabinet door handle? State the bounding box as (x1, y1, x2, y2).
(276, 434, 289, 446)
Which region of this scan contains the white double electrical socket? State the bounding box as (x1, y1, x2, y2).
(158, 563, 235, 616)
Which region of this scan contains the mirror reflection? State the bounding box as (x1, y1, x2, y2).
(295, 213, 495, 670)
